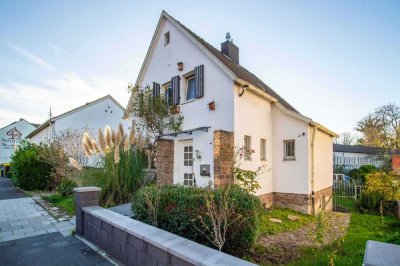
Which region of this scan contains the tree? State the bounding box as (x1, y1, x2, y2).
(335, 132, 355, 145)
(356, 103, 400, 149)
(126, 84, 183, 142)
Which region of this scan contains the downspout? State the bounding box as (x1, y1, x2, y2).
(310, 123, 318, 215)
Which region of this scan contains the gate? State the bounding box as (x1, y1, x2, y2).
(333, 174, 358, 212)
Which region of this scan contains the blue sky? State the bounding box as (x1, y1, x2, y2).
(1, 1, 399, 135)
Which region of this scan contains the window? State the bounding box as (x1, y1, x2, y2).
(184, 173, 194, 186)
(183, 145, 193, 166)
(260, 139, 266, 161)
(185, 76, 196, 101)
(244, 135, 252, 160)
(164, 83, 173, 106)
(164, 31, 170, 46)
(283, 140, 295, 160)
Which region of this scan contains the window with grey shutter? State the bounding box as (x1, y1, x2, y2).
(194, 65, 204, 98)
(171, 76, 180, 105)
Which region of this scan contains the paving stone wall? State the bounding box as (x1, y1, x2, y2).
(81, 206, 255, 266)
(155, 139, 174, 185)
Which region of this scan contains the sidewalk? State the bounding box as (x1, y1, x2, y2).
(0, 178, 112, 265)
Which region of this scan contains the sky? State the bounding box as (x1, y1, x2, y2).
(0, 0, 399, 135)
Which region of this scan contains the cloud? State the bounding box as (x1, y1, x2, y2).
(5, 42, 54, 71)
(0, 71, 129, 126)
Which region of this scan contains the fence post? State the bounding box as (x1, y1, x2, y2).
(397, 201, 400, 219)
(73, 187, 101, 236)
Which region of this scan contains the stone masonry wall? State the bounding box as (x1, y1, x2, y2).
(314, 186, 333, 212)
(213, 130, 234, 188)
(155, 139, 174, 185)
(81, 206, 255, 266)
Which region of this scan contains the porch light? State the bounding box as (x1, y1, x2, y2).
(177, 62, 184, 71)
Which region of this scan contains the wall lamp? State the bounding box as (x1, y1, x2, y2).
(239, 85, 249, 97)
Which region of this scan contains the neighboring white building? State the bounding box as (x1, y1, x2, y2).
(127, 11, 337, 213)
(0, 118, 38, 164)
(333, 144, 383, 171)
(27, 95, 128, 166)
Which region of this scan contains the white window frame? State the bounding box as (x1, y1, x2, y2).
(260, 139, 266, 161)
(244, 135, 252, 161)
(163, 82, 173, 106)
(185, 75, 196, 102)
(283, 140, 295, 160)
(164, 31, 170, 46)
(184, 173, 194, 186)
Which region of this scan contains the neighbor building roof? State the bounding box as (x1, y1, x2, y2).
(0, 118, 39, 132)
(27, 95, 124, 139)
(333, 144, 384, 155)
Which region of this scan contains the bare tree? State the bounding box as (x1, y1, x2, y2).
(334, 132, 355, 145)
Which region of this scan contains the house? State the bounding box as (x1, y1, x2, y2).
(27, 95, 128, 165)
(127, 11, 337, 214)
(0, 118, 38, 176)
(333, 144, 383, 171)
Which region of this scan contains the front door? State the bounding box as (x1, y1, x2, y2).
(181, 140, 194, 186)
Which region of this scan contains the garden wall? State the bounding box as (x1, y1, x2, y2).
(74, 187, 255, 266)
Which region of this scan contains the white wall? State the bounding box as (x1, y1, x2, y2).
(272, 106, 310, 194)
(139, 18, 235, 187)
(233, 85, 274, 196)
(333, 152, 381, 170)
(0, 119, 37, 163)
(314, 129, 334, 191)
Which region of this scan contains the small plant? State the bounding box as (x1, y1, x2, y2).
(57, 178, 77, 197)
(355, 190, 385, 214)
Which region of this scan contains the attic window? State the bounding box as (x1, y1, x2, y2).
(164, 31, 170, 46)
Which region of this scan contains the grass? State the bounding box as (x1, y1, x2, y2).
(290, 213, 400, 265)
(333, 195, 356, 212)
(42, 194, 75, 215)
(259, 208, 315, 236)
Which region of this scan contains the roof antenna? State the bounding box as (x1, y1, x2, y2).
(226, 32, 231, 42)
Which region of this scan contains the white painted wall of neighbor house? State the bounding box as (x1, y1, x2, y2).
(333, 152, 382, 169)
(233, 84, 274, 196)
(139, 19, 234, 187)
(272, 106, 310, 194)
(0, 120, 37, 163)
(313, 129, 334, 192)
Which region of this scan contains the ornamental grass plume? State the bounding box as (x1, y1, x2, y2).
(105, 125, 112, 147)
(137, 133, 143, 149)
(111, 130, 117, 146)
(115, 131, 122, 146)
(123, 136, 130, 152)
(69, 157, 83, 171)
(83, 133, 93, 153)
(98, 128, 107, 152)
(118, 123, 125, 138)
(114, 144, 120, 164)
(129, 125, 135, 145)
(91, 139, 100, 154)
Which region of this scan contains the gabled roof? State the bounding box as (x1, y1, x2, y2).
(0, 118, 38, 132)
(27, 95, 124, 138)
(126, 10, 298, 115)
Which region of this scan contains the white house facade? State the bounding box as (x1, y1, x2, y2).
(127, 11, 337, 214)
(27, 95, 128, 165)
(0, 118, 38, 164)
(333, 144, 383, 171)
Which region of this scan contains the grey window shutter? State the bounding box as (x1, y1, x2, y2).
(138, 92, 144, 117)
(152, 82, 161, 98)
(195, 65, 204, 98)
(171, 76, 180, 105)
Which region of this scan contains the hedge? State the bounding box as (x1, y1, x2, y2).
(132, 185, 262, 256)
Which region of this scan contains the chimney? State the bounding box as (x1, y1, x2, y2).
(221, 32, 239, 64)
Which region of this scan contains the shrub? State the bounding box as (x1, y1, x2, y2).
(348, 165, 377, 184)
(355, 190, 385, 214)
(57, 179, 77, 197)
(10, 141, 52, 190)
(365, 171, 400, 200)
(132, 185, 262, 256)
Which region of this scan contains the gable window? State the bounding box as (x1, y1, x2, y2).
(185, 76, 196, 101)
(164, 83, 173, 106)
(260, 139, 266, 161)
(164, 31, 170, 46)
(283, 140, 295, 160)
(244, 135, 252, 160)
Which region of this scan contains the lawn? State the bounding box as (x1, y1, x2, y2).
(259, 208, 314, 236)
(42, 194, 75, 215)
(333, 194, 356, 212)
(290, 213, 400, 265)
